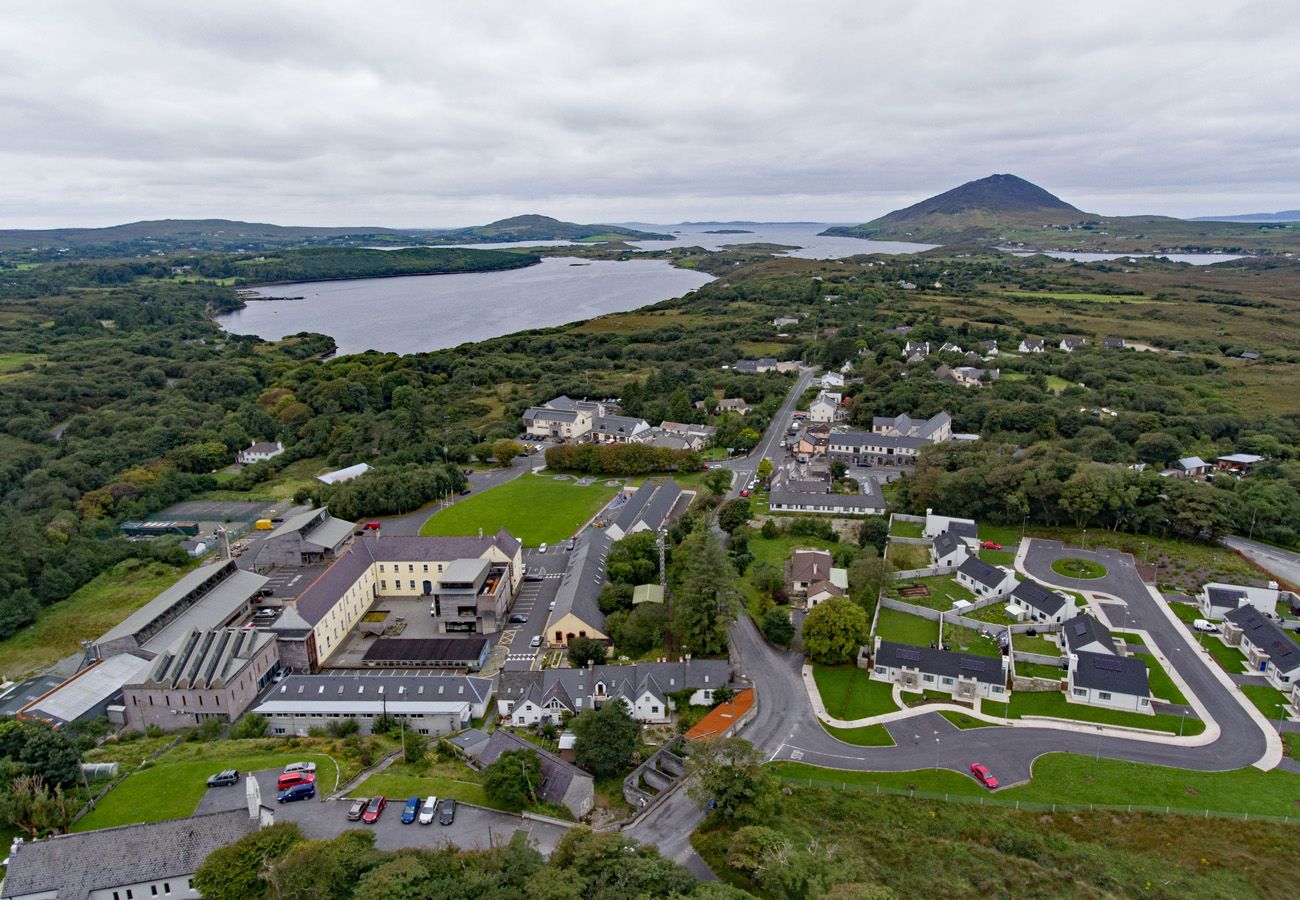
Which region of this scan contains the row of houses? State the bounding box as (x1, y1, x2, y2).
(522, 395, 730, 448)
(732, 357, 799, 374)
(1160, 453, 1268, 480)
(767, 462, 886, 516)
(1017, 336, 1126, 353)
(793, 411, 954, 469)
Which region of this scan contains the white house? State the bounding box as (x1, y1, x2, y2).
(808, 392, 843, 424)
(1223, 605, 1300, 691)
(1019, 338, 1045, 353)
(1199, 582, 1287, 620)
(954, 557, 1018, 599)
(1067, 650, 1152, 713)
(237, 440, 284, 465)
(1060, 614, 1114, 656)
(929, 530, 970, 569)
(498, 660, 732, 725)
(523, 407, 593, 441)
(1007, 580, 1071, 626)
(1059, 337, 1086, 352)
(869, 639, 1009, 702)
(902, 341, 930, 359)
(589, 415, 651, 444)
(820, 371, 846, 389)
(922, 512, 978, 549)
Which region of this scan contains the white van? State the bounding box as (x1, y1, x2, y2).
(418, 795, 438, 825)
(1192, 619, 1218, 633)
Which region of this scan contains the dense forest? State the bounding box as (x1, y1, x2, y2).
(2, 242, 1298, 646)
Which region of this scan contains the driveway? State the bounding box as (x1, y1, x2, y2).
(197, 769, 570, 855)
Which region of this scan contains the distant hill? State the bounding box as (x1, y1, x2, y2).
(823, 174, 1300, 254)
(432, 214, 673, 244)
(1191, 210, 1300, 223)
(0, 218, 403, 253)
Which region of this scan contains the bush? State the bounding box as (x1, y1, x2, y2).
(759, 608, 794, 647)
(568, 636, 608, 668)
(326, 717, 359, 738)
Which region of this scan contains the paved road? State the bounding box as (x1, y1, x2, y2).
(720, 367, 813, 499)
(1221, 535, 1300, 590)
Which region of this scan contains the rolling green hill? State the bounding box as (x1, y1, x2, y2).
(431, 214, 673, 243)
(0, 218, 406, 253)
(824, 174, 1300, 254)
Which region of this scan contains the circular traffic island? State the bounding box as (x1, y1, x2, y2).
(1051, 557, 1107, 579)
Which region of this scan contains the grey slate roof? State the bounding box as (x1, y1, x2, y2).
(610, 480, 684, 536)
(550, 530, 612, 632)
(285, 531, 519, 626)
(448, 728, 490, 756)
(135, 627, 275, 690)
(0, 807, 260, 899)
(1225, 605, 1300, 673)
(591, 415, 648, 437)
(261, 671, 494, 707)
(361, 637, 488, 665)
(1011, 580, 1068, 617)
(97, 559, 268, 650)
(1062, 614, 1113, 654)
(875, 640, 1005, 686)
(502, 659, 733, 711)
(1072, 650, 1150, 697)
(957, 556, 1006, 590)
(932, 530, 962, 561)
(1205, 585, 1247, 611)
(524, 407, 580, 423)
(471, 728, 592, 810)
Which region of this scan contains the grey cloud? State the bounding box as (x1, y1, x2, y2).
(1, 0, 1298, 227)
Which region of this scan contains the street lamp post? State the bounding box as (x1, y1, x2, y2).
(933, 730, 941, 772)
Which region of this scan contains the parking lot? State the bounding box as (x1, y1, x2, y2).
(196, 769, 571, 855)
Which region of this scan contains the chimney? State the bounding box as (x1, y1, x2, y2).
(245, 772, 262, 820)
(478, 527, 483, 539)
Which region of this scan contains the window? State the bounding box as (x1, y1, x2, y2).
(941, 677, 953, 685)
(1099, 692, 1111, 701)
(164, 885, 171, 895)
(874, 666, 886, 675)
(379, 564, 385, 573)
(381, 580, 387, 590)
(152, 886, 159, 896)
(922, 674, 934, 683)
(991, 685, 1003, 694)
(408, 564, 414, 573)
(651, 706, 660, 714)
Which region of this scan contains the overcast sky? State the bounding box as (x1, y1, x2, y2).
(2, 1, 1298, 228)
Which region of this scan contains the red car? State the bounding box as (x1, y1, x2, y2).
(980, 541, 1003, 550)
(969, 762, 998, 789)
(362, 795, 387, 824)
(740, 488, 751, 497)
(276, 771, 315, 791)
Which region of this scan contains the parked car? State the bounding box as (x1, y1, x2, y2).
(283, 761, 317, 774)
(458, 488, 472, 496)
(438, 798, 457, 825)
(401, 796, 421, 824)
(969, 762, 999, 789)
(567, 538, 576, 551)
(1192, 618, 1218, 633)
(206, 770, 239, 788)
(362, 795, 387, 824)
(347, 798, 368, 821)
(363, 521, 381, 531)
(277, 771, 315, 791)
(278, 782, 315, 803)
(418, 795, 438, 825)
(980, 541, 1003, 550)
(740, 488, 751, 497)
(530, 635, 542, 648)
(548, 601, 556, 611)
(509, 613, 528, 624)
(254, 607, 279, 619)
(539, 543, 549, 553)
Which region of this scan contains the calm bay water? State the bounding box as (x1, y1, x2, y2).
(218, 257, 714, 356)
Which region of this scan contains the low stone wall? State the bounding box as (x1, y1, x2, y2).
(889, 536, 930, 546)
(880, 596, 943, 622)
(1014, 650, 1062, 666)
(1012, 676, 1064, 693)
(622, 736, 687, 812)
(893, 565, 954, 579)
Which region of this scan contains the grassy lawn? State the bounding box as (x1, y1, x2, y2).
(0, 558, 199, 679)
(813, 665, 899, 719)
(875, 607, 939, 646)
(1111, 631, 1147, 646)
(1199, 634, 1247, 673)
(1167, 601, 1202, 624)
(885, 542, 929, 570)
(1133, 653, 1189, 705)
(886, 574, 975, 611)
(419, 472, 618, 546)
(1016, 661, 1066, 680)
(1008, 690, 1203, 735)
(1012, 632, 1059, 655)
(748, 533, 838, 572)
(965, 602, 1017, 626)
(1051, 557, 1107, 579)
(942, 622, 1003, 658)
(822, 723, 895, 746)
(1238, 683, 1292, 721)
(888, 518, 925, 539)
(355, 759, 497, 810)
(1283, 732, 1300, 761)
(773, 754, 1300, 817)
(939, 711, 1002, 729)
(73, 746, 337, 832)
(978, 548, 1015, 566)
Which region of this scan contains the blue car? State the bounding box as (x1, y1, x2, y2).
(400, 796, 420, 824)
(278, 782, 315, 803)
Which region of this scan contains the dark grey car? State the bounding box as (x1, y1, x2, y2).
(438, 797, 457, 825)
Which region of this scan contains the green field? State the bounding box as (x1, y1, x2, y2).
(1051, 557, 1107, 579)
(813, 665, 899, 719)
(884, 541, 929, 570)
(978, 547, 1015, 566)
(73, 748, 337, 832)
(1239, 683, 1292, 721)
(355, 760, 496, 810)
(888, 519, 925, 538)
(1007, 690, 1202, 735)
(773, 753, 1300, 818)
(874, 607, 940, 646)
(821, 723, 895, 746)
(0, 558, 199, 679)
(419, 472, 619, 546)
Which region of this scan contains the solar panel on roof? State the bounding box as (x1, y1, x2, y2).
(897, 648, 922, 662)
(1093, 657, 1123, 671)
(1072, 621, 1086, 634)
(959, 660, 986, 671)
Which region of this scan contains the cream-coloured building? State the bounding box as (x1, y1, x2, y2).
(270, 532, 522, 670)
